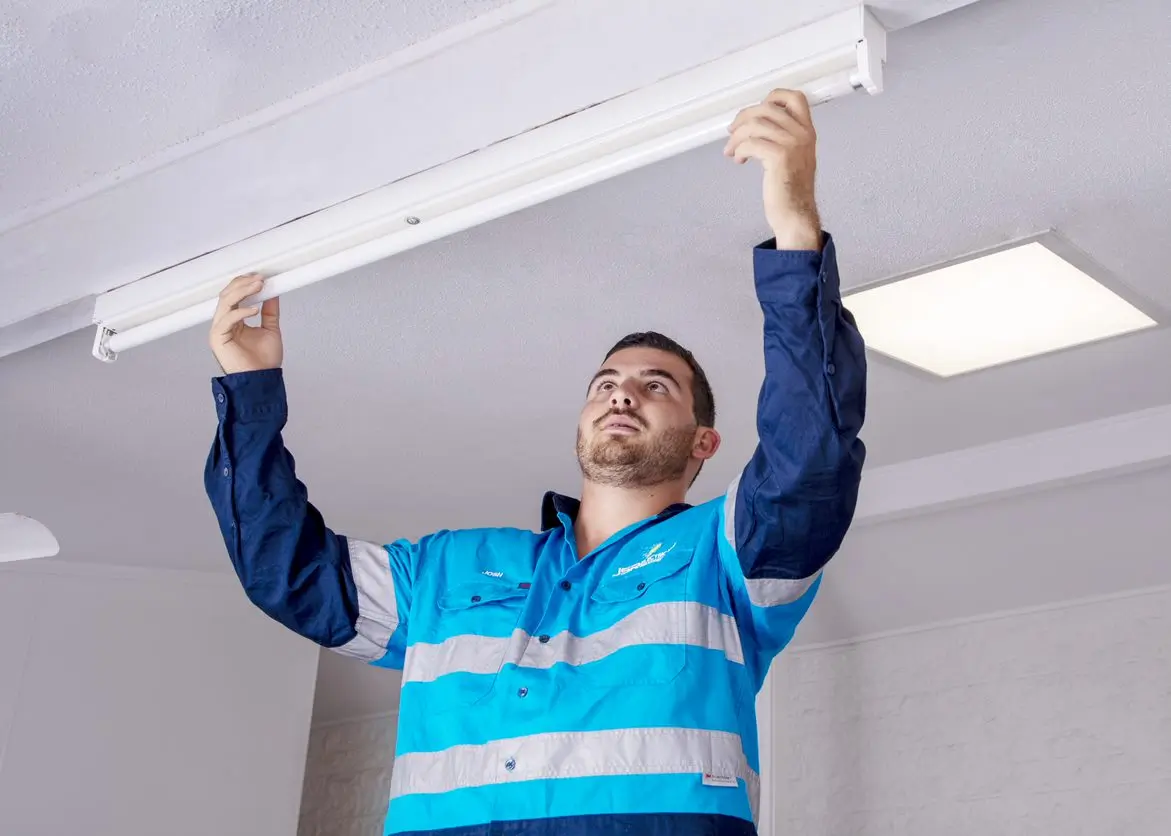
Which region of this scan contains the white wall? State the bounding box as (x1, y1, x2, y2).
(770, 587, 1171, 835)
(0, 560, 320, 836)
(298, 712, 397, 836)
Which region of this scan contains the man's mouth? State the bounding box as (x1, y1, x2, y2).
(598, 414, 642, 433)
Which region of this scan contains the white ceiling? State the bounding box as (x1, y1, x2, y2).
(2, 0, 1170, 725)
(0, 0, 513, 220)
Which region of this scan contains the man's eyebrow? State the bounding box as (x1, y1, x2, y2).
(589, 368, 619, 390)
(588, 367, 682, 391)
(641, 368, 681, 388)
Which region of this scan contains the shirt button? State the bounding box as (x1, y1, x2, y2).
(471, 595, 482, 603)
(222, 466, 230, 477)
(560, 581, 572, 591)
(826, 363, 836, 375)
(216, 393, 225, 404)
(505, 758, 516, 772)
(517, 687, 528, 698)
(538, 635, 550, 644)
(637, 582, 646, 591)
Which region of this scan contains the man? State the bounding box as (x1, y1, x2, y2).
(205, 89, 866, 836)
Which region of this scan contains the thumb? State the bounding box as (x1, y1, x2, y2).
(260, 296, 280, 331)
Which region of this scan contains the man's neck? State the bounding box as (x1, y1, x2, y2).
(574, 479, 687, 558)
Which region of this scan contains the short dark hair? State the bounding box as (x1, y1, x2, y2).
(604, 332, 715, 427)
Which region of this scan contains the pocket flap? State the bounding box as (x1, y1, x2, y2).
(439, 578, 529, 611)
(592, 548, 694, 604)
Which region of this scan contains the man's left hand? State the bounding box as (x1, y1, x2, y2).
(724, 89, 822, 251)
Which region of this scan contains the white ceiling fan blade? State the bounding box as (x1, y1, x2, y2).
(0, 513, 60, 563)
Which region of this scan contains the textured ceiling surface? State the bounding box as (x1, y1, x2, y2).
(1, 0, 1170, 713)
(0, 0, 512, 220)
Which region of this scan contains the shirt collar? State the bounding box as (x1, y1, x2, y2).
(540, 491, 692, 531)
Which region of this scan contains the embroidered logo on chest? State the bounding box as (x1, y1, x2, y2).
(612, 542, 676, 577)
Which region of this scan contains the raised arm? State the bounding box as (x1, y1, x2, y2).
(204, 276, 411, 668)
(718, 90, 867, 664)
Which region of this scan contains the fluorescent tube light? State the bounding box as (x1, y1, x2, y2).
(844, 234, 1160, 378)
(91, 5, 886, 361)
(0, 513, 60, 563)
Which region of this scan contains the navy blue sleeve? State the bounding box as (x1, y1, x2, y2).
(731, 233, 867, 586)
(204, 368, 360, 648)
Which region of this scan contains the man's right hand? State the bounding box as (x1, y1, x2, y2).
(209, 273, 283, 374)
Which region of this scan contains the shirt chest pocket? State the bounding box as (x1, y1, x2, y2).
(405, 578, 528, 712)
(584, 548, 695, 687)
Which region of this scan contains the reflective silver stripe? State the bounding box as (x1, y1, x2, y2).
(390, 726, 760, 818)
(334, 631, 387, 662)
(520, 600, 743, 669)
(401, 601, 743, 684)
(333, 539, 399, 662)
(403, 630, 527, 682)
(726, 474, 820, 607)
(745, 573, 820, 607)
(723, 473, 740, 549)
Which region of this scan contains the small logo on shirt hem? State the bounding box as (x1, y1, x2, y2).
(701, 773, 739, 788)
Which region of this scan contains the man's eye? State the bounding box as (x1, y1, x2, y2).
(597, 381, 615, 392)
(647, 382, 665, 392)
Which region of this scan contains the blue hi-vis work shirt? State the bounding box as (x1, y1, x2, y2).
(205, 235, 866, 836)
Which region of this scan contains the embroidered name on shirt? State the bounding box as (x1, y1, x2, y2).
(481, 571, 503, 578)
(613, 543, 676, 577)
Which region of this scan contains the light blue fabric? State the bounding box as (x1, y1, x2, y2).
(358, 495, 816, 833)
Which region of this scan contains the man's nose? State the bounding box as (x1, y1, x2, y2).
(610, 382, 640, 409)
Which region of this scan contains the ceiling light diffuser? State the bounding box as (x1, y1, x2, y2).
(843, 235, 1158, 377)
(0, 513, 60, 563)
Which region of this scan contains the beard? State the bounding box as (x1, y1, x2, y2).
(576, 422, 696, 489)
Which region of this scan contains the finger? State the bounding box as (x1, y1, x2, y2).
(219, 272, 265, 299)
(726, 115, 799, 148)
(767, 88, 813, 127)
(727, 137, 782, 166)
(214, 274, 264, 322)
(723, 118, 797, 157)
(726, 103, 810, 145)
(211, 306, 260, 342)
(260, 296, 280, 331)
(726, 104, 762, 136)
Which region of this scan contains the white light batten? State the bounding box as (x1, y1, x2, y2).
(844, 232, 1161, 378)
(92, 5, 886, 361)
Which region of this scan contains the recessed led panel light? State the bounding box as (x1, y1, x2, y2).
(843, 237, 1158, 377)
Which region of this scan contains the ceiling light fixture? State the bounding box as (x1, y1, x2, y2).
(0, 513, 60, 563)
(90, 5, 886, 361)
(843, 233, 1160, 378)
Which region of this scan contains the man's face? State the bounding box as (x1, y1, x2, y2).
(576, 347, 719, 489)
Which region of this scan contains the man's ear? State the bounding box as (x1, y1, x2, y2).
(692, 427, 721, 461)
